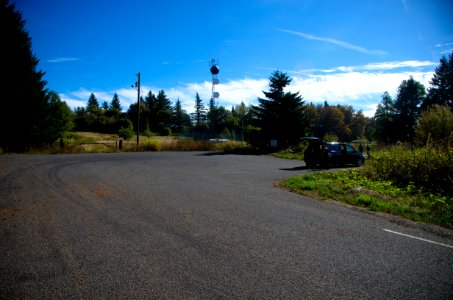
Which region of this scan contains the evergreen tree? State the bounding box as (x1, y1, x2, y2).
(424, 51, 453, 109)
(251, 71, 306, 148)
(171, 99, 191, 133)
(144, 90, 172, 135)
(234, 102, 249, 141)
(374, 92, 397, 144)
(101, 100, 109, 111)
(0, 0, 49, 150)
(207, 98, 218, 135)
(193, 93, 207, 127)
(192, 93, 207, 139)
(144, 90, 156, 130)
(155, 90, 172, 135)
(86, 93, 100, 114)
(393, 77, 426, 142)
(110, 92, 122, 111)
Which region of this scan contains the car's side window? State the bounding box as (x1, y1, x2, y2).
(346, 145, 355, 153)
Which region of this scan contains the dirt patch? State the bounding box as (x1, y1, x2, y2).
(95, 187, 109, 198)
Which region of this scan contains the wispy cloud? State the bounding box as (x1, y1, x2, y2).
(435, 42, 453, 47)
(47, 57, 79, 63)
(278, 29, 388, 57)
(291, 60, 437, 74)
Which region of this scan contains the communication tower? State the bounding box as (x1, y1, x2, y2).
(209, 58, 220, 103)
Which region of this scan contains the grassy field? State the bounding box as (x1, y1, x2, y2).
(280, 146, 453, 228)
(28, 132, 250, 154)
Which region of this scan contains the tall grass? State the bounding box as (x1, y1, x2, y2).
(139, 138, 249, 152)
(20, 132, 252, 154)
(365, 145, 453, 197)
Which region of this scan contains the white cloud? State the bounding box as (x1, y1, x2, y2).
(291, 61, 436, 74)
(61, 61, 435, 118)
(435, 42, 453, 47)
(47, 57, 78, 63)
(288, 71, 433, 116)
(279, 29, 388, 57)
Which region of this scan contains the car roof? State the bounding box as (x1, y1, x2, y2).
(301, 137, 352, 146)
(301, 136, 322, 141)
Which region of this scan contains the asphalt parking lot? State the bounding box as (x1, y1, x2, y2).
(1, 152, 452, 298)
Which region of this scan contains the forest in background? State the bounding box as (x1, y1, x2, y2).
(1, 0, 452, 152)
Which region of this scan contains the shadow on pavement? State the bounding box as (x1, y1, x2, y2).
(279, 166, 308, 171)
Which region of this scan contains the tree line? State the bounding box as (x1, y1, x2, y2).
(1, 0, 452, 152)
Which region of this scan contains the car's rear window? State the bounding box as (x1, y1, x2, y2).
(327, 144, 340, 151)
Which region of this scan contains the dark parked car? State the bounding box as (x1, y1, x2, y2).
(302, 137, 364, 168)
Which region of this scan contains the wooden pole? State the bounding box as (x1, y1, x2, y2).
(136, 72, 140, 151)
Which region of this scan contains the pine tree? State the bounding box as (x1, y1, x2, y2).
(154, 90, 172, 135)
(171, 99, 185, 133)
(192, 93, 207, 139)
(0, 0, 49, 150)
(252, 71, 306, 148)
(144, 90, 172, 134)
(101, 100, 109, 111)
(193, 93, 207, 127)
(86, 93, 100, 114)
(110, 92, 122, 111)
(424, 52, 453, 109)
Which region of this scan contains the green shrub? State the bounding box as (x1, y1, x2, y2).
(142, 129, 157, 137)
(223, 141, 250, 153)
(366, 146, 453, 197)
(118, 126, 134, 139)
(159, 127, 172, 136)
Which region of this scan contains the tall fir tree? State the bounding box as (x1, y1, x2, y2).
(192, 93, 207, 139)
(193, 93, 207, 127)
(171, 99, 190, 133)
(0, 0, 49, 150)
(86, 93, 100, 114)
(252, 70, 306, 148)
(424, 51, 453, 110)
(144, 90, 172, 134)
(110, 92, 122, 111)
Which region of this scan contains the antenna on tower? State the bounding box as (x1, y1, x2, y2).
(210, 58, 220, 103)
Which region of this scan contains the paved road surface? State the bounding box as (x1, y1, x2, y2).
(1, 152, 452, 299)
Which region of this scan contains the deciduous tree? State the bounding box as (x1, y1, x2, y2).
(416, 104, 453, 147)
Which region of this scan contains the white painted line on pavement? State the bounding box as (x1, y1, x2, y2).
(383, 229, 453, 249)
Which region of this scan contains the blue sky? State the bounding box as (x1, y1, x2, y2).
(15, 0, 453, 116)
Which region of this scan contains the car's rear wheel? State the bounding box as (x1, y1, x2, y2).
(356, 158, 364, 167)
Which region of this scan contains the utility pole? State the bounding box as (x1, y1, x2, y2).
(136, 72, 141, 151)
